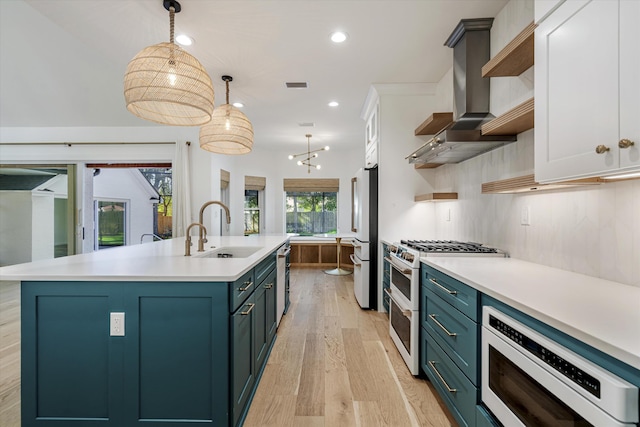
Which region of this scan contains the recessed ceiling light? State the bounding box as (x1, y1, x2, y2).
(175, 34, 193, 46)
(232, 102, 244, 108)
(328, 101, 339, 107)
(330, 31, 348, 43)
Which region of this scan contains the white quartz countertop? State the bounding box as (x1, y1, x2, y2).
(0, 235, 289, 282)
(421, 257, 640, 371)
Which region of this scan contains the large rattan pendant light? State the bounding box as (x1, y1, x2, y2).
(124, 0, 214, 126)
(199, 75, 254, 154)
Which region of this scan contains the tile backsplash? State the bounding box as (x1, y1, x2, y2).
(432, 131, 640, 288)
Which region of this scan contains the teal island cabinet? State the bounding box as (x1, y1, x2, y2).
(2, 235, 287, 427)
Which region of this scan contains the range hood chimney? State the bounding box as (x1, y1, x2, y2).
(408, 18, 517, 166)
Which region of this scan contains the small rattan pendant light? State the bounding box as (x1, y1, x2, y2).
(199, 75, 254, 154)
(124, 0, 214, 126)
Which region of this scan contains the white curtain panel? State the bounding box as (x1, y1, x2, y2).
(172, 141, 192, 238)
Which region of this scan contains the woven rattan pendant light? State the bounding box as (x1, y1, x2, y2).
(199, 75, 254, 154)
(124, 0, 214, 126)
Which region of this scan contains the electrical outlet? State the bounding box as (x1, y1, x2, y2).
(520, 206, 531, 226)
(110, 312, 125, 336)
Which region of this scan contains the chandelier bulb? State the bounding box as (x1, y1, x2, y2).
(313, 153, 318, 158)
(288, 155, 294, 160)
(316, 165, 321, 170)
(325, 146, 330, 151)
(297, 160, 303, 166)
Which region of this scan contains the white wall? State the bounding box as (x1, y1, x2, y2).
(375, 84, 440, 244)
(0, 191, 54, 266)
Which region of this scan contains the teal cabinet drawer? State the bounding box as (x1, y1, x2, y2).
(421, 332, 478, 427)
(255, 252, 276, 285)
(230, 269, 255, 312)
(424, 287, 479, 384)
(422, 264, 479, 321)
(476, 405, 500, 427)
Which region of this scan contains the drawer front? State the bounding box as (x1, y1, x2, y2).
(230, 269, 255, 312)
(421, 334, 478, 427)
(423, 287, 479, 384)
(422, 264, 479, 321)
(255, 252, 276, 286)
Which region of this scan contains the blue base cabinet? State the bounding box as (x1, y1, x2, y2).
(21, 252, 279, 427)
(420, 263, 480, 427)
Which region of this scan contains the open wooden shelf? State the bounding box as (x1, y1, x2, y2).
(415, 112, 453, 136)
(414, 163, 442, 169)
(482, 174, 603, 194)
(482, 21, 536, 77)
(482, 97, 534, 135)
(414, 192, 458, 202)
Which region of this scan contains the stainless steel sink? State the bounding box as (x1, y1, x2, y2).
(195, 246, 263, 259)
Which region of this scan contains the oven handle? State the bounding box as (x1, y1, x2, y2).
(278, 248, 291, 257)
(428, 361, 457, 393)
(386, 288, 413, 319)
(352, 241, 361, 249)
(350, 254, 361, 267)
(428, 314, 457, 337)
(429, 277, 458, 295)
(389, 258, 413, 276)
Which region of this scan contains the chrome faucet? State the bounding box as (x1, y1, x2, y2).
(185, 222, 207, 256)
(198, 201, 231, 251)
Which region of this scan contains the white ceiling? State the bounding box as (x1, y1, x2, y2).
(0, 0, 508, 151)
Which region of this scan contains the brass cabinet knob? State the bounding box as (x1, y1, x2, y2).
(595, 145, 610, 154)
(619, 139, 635, 149)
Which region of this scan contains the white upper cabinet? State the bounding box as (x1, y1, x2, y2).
(535, 0, 640, 183)
(363, 92, 379, 168)
(534, 0, 565, 24)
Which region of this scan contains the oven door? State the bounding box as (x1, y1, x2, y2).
(482, 315, 637, 427)
(387, 288, 419, 375)
(389, 258, 419, 311)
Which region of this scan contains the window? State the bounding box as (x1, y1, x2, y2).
(285, 192, 337, 235)
(244, 175, 265, 235)
(244, 189, 260, 235)
(95, 200, 127, 249)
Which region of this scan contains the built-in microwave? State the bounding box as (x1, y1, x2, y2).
(482, 306, 639, 426)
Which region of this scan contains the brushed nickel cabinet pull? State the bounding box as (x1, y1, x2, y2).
(428, 278, 457, 295)
(428, 361, 457, 393)
(429, 314, 457, 337)
(403, 310, 412, 319)
(264, 283, 274, 289)
(238, 281, 253, 292)
(241, 303, 256, 315)
(619, 139, 635, 149)
(595, 144, 610, 154)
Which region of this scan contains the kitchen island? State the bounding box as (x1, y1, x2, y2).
(0, 234, 289, 427)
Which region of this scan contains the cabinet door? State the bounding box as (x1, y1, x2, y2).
(619, 0, 640, 171)
(535, 0, 620, 182)
(231, 294, 256, 427)
(21, 281, 125, 426)
(264, 269, 278, 346)
(123, 282, 229, 426)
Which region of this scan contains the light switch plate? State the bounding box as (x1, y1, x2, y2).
(110, 312, 125, 336)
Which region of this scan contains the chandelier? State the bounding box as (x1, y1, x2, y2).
(124, 0, 214, 126)
(199, 75, 254, 154)
(288, 134, 329, 173)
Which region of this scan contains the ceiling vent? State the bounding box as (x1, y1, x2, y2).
(298, 122, 315, 127)
(285, 82, 309, 89)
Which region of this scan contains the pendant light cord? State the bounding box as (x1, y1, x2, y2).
(226, 80, 230, 104)
(169, 6, 175, 44)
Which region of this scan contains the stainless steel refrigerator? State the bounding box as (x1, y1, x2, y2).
(351, 166, 378, 309)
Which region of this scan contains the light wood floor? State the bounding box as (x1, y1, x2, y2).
(243, 267, 454, 427)
(0, 280, 20, 427)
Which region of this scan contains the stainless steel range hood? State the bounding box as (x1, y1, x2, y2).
(408, 18, 516, 166)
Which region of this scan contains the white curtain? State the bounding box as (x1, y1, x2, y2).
(172, 141, 192, 237)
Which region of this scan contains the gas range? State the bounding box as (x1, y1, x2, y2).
(389, 239, 508, 269)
